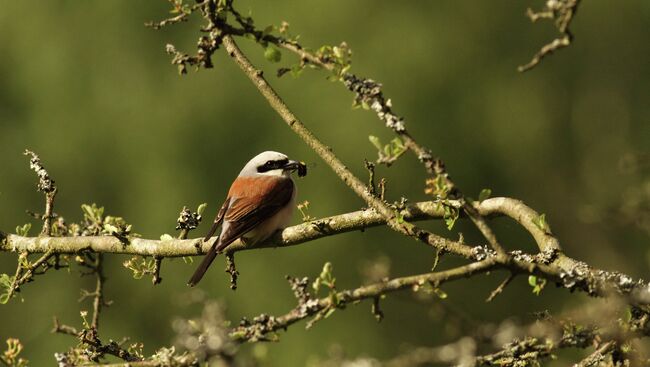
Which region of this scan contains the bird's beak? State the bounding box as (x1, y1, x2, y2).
(283, 160, 308, 177)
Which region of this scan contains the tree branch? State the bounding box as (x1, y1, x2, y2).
(230, 259, 498, 342)
(0, 200, 449, 256)
(3, 196, 648, 305)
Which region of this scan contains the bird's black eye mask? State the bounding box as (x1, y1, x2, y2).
(257, 159, 308, 177)
(257, 159, 289, 173)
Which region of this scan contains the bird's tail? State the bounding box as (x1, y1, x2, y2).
(187, 235, 239, 286)
(187, 241, 219, 287)
(187, 220, 223, 287)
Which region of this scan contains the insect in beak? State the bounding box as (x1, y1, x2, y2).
(284, 160, 308, 177)
(297, 161, 307, 177)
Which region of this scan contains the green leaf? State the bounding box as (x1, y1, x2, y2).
(528, 275, 546, 295)
(443, 204, 459, 230)
(478, 188, 492, 202)
(368, 135, 383, 151)
(312, 262, 336, 294)
(15, 223, 31, 236)
(197, 203, 208, 216)
(0, 274, 15, 304)
(81, 203, 106, 230)
(312, 278, 321, 293)
(263, 46, 282, 63)
(390, 137, 405, 153)
(323, 307, 336, 319)
(103, 223, 119, 234)
(123, 256, 156, 280)
(395, 212, 405, 224)
(433, 288, 448, 299)
(431, 249, 441, 271)
(290, 63, 304, 78)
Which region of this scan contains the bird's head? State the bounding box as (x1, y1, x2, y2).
(240, 151, 307, 178)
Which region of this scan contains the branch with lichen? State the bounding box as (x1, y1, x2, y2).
(24, 149, 58, 236)
(2, 195, 649, 306)
(0, 199, 451, 256)
(231, 259, 497, 342)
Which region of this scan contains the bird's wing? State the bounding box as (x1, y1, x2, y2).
(216, 177, 294, 252)
(203, 198, 230, 241)
(187, 177, 294, 286)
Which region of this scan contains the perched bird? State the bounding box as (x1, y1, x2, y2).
(188, 151, 307, 287)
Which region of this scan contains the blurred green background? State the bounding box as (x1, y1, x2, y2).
(1, 1, 648, 365)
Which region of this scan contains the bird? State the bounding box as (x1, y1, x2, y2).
(188, 151, 307, 287)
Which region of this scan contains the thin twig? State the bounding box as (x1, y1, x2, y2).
(519, 0, 581, 72)
(6, 249, 55, 301)
(52, 317, 79, 336)
(151, 256, 163, 285)
(225, 253, 239, 290)
(91, 253, 106, 330)
(486, 273, 515, 302)
(144, 0, 209, 29)
(24, 150, 58, 236)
